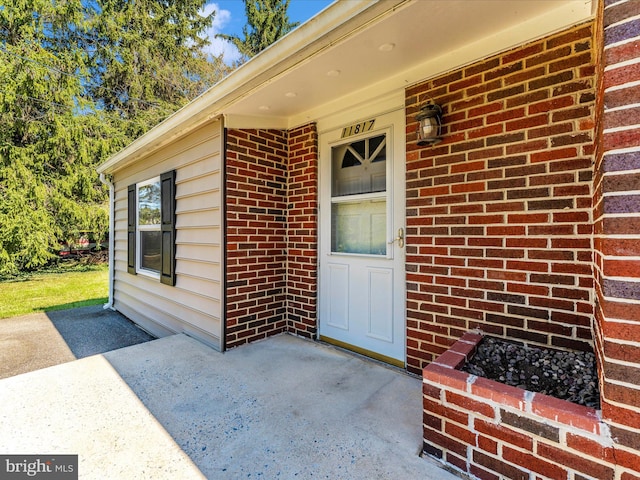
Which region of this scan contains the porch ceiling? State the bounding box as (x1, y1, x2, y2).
(225, 0, 594, 128)
(98, 0, 593, 174)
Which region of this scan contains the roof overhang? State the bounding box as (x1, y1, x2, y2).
(98, 0, 594, 175)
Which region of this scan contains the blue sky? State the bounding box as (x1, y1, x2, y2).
(202, 0, 335, 63)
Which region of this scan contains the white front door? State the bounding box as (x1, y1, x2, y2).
(319, 109, 406, 366)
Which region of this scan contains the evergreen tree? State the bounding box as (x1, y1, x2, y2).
(217, 0, 299, 60)
(89, 0, 230, 142)
(0, 0, 108, 274)
(0, 0, 228, 275)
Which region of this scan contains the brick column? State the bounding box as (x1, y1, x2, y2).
(286, 124, 318, 338)
(594, 0, 640, 474)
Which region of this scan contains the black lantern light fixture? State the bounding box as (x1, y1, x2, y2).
(416, 101, 443, 146)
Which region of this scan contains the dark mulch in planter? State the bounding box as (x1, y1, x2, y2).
(462, 336, 600, 409)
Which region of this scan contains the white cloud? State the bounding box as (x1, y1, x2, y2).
(200, 3, 241, 64)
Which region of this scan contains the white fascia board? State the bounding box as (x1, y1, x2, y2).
(224, 114, 289, 130)
(313, 88, 406, 136)
(98, 0, 408, 174)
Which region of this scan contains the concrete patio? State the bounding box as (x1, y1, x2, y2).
(0, 331, 459, 479)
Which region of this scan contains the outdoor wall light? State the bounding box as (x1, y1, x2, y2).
(416, 101, 443, 146)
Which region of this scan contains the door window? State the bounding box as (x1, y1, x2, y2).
(330, 134, 387, 255)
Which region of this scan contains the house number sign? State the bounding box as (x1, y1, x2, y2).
(341, 119, 375, 138)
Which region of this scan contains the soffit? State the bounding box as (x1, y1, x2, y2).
(225, 0, 594, 128)
(99, 0, 593, 174)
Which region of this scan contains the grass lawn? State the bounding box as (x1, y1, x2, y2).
(0, 263, 108, 319)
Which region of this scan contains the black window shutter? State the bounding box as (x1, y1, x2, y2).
(127, 184, 136, 274)
(160, 170, 176, 286)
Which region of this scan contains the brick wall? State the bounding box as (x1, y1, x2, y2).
(225, 125, 318, 348)
(423, 333, 626, 480)
(286, 124, 318, 339)
(593, 0, 640, 475)
(405, 22, 598, 375)
(225, 129, 289, 348)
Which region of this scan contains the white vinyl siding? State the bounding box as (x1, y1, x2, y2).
(111, 119, 223, 349)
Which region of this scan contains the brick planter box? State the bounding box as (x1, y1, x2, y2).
(422, 332, 619, 480)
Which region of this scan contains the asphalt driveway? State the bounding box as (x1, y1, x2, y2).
(0, 308, 459, 479)
(0, 305, 154, 378)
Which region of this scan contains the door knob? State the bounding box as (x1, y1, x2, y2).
(388, 227, 404, 248)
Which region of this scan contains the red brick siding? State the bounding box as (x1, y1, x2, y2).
(405, 22, 597, 374)
(594, 0, 640, 474)
(225, 125, 318, 348)
(225, 129, 289, 347)
(286, 124, 318, 338)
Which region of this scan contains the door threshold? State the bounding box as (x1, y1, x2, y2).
(319, 336, 405, 369)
